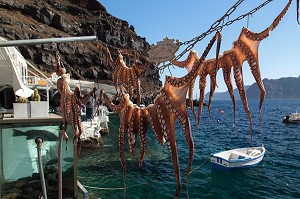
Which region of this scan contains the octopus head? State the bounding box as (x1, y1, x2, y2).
(118, 54, 123, 60)
(124, 94, 133, 106)
(58, 68, 66, 76)
(191, 50, 200, 60)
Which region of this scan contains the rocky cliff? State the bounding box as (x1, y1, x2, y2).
(204, 86, 250, 101)
(0, 0, 162, 102)
(247, 76, 300, 99)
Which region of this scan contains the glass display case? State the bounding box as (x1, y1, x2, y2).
(0, 122, 75, 199)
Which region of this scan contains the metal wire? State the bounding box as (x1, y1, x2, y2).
(157, 0, 274, 72)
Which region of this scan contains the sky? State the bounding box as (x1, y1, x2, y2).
(99, 0, 300, 97)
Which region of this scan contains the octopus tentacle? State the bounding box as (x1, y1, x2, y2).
(221, 53, 236, 125)
(161, 88, 194, 195)
(100, 90, 127, 113)
(198, 72, 207, 125)
(188, 81, 197, 121)
(206, 59, 219, 120)
(236, 39, 265, 124)
(244, 0, 292, 40)
(147, 104, 165, 145)
(155, 96, 181, 197)
(230, 51, 253, 139)
(136, 79, 141, 106)
(118, 126, 126, 197)
(166, 31, 221, 88)
(138, 108, 149, 168)
(128, 68, 135, 87)
(127, 68, 133, 95)
(167, 33, 222, 126)
(105, 46, 113, 66)
(70, 113, 79, 139)
(133, 60, 144, 76)
(118, 66, 125, 94)
(128, 107, 139, 156)
(170, 50, 200, 121)
(73, 87, 83, 138)
(113, 67, 122, 94)
(119, 101, 134, 197)
(122, 68, 129, 94)
(170, 50, 200, 72)
(106, 47, 146, 107)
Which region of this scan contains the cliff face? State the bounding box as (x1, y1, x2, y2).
(0, 0, 162, 99)
(204, 76, 300, 100)
(204, 86, 250, 101)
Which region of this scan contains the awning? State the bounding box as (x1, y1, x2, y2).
(15, 86, 34, 98)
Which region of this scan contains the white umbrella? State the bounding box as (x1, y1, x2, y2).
(15, 86, 34, 98)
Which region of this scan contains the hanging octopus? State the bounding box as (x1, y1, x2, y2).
(56, 53, 97, 141)
(170, 0, 293, 141)
(55, 52, 97, 198)
(105, 46, 148, 106)
(100, 32, 221, 198)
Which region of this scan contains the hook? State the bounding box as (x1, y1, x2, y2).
(246, 13, 252, 28)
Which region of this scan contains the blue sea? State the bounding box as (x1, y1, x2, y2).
(77, 100, 300, 199)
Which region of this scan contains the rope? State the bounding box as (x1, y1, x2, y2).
(108, 120, 119, 131)
(265, 147, 272, 156)
(82, 182, 148, 191)
(190, 155, 210, 174)
(78, 173, 114, 182)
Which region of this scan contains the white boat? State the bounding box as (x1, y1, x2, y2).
(283, 112, 300, 123)
(210, 146, 265, 171)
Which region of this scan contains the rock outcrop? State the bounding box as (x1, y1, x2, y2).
(0, 0, 162, 100)
(247, 76, 300, 99)
(204, 76, 300, 100)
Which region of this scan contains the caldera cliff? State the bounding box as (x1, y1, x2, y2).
(0, 0, 162, 103)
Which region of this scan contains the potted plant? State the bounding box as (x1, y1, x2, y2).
(13, 96, 30, 118)
(30, 88, 49, 118)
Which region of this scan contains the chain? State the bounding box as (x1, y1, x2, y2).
(157, 0, 274, 71)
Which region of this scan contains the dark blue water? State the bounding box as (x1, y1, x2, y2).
(78, 100, 300, 199)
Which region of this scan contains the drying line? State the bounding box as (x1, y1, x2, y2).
(82, 182, 148, 191)
(190, 155, 210, 174)
(108, 121, 119, 131)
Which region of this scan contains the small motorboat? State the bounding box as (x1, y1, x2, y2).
(210, 146, 265, 171)
(283, 112, 300, 123)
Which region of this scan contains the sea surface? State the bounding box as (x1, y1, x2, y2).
(77, 100, 300, 199)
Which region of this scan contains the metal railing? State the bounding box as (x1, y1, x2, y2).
(22, 75, 47, 86)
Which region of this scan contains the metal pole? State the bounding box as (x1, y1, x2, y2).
(0, 36, 97, 47)
(46, 81, 49, 113)
(58, 127, 64, 199)
(73, 137, 78, 198)
(77, 180, 89, 199)
(35, 137, 47, 199)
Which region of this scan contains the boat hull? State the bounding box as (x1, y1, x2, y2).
(210, 155, 264, 171)
(283, 112, 300, 123)
(283, 118, 300, 124)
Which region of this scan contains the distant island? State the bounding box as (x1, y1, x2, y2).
(204, 76, 300, 100)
